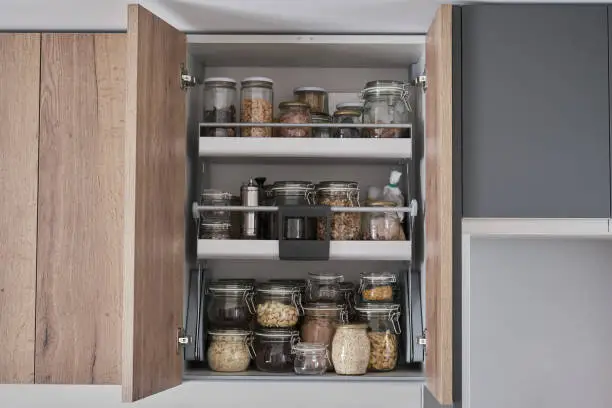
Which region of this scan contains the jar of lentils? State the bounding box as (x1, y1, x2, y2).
(278, 101, 312, 138)
(240, 77, 274, 137)
(316, 181, 361, 240)
(362, 80, 412, 138)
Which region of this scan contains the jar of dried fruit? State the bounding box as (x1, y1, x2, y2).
(358, 272, 397, 302)
(362, 200, 406, 241)
(240, 77, 274, 137)
(355, 303, 401, 372)
(362, 80, 413, 138)
(315, 181, 361, 240)
(278, 101, 312, 137)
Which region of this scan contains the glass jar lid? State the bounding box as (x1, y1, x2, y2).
(254, 328, 299, 338)
(308, 271, 344, 283)
(271, 181, 314, 193)
(256, 282, 299, 295)
(362, 80, 409, 97)
(311, 112, 331, 123)
(333, 109, 362, 117)
(279, 101, 310, 110)
(200, 189, 233, 201)
(241, 77, 274, 88)
(203, 77, 237, 88)
(360, 271, 397, 284)
(208, 328, 251, 337)
(336, 102, 363, 111)
(315, 181, 359, 192)
(208, 279, 254, 294)
(294, 86, 327, 94)
(293, 342, 327, 354)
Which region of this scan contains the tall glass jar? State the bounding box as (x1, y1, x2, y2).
(311, 112, 331, 138)
(202, 77, 237, 137)
(207, 329, 253, 372)
(268, 181, 316, 240)
(359, 272, 397, 303)
(362, 200, 406, 241)
(355, 303, 401, 372)
(301, 303, 346, 349)
(278, 101, 312, 138)
(255, 282, 302, 328)
(331, 323, 370, 375)
(254, 328, 299, 373)
(293, 342, 329, 375)
(315, 181, 361, 240)
(293, 86, 328, 114)
(240, 77, 274, 137)
(332, 109, 361, 138)
(305, 272, 344, 303)
(362, 80, 412, 138)
(206, 280, 255, 329)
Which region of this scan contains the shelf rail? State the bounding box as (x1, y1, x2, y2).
(199, 122, 413, 129)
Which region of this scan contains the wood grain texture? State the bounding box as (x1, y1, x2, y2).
(425, 5, 454, 405)
(36, 33, 125, 384)
(0, 33, 41, 384)
(122, 4, 186, 402)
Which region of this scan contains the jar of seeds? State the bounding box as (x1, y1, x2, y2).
(316, 181, 361, 240)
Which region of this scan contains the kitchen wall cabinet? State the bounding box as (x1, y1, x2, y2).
(462, 5, 610, 218)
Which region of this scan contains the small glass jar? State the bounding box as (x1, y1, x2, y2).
(254, 328, 299, 373)
(255, 283, 302, 328)
(206, 280, 255, 329)
(202, 77, 237, 137)
(311, 112, 331, 138)
(293, 87, 328, 114)
(293, 342, 329, 375)
(199, 222, 232, 239)
(331, 323, 370, 375)
(362, 80, 412, 138)
(207, 329, 253, 372)
(332, 110, 361, 139)
(199, 189, 233, 223)
(339, 282, 357, 322)
(268, 181, 316, 240)
(306, 272, 344, 303)
(301, 303, 346, 347)
(278, 101, 312, 138)
(355, 303, 401, 372)
(315, 181, 361, 241)
(362, 200, 406, 241)
(240, 77, 274, 137)
(336, 102, 363, 120)
(359, 272, 397, 302)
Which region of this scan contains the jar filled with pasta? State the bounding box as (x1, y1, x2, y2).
(358, 272, 397, 302)
(355, 303, 401, 372)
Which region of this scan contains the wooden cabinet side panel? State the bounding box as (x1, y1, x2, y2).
(36, 33, 125, 384)
(0, 33, 41, 384)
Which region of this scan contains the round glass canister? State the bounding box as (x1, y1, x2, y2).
(293, 86, 328, 114)
(202, 77, 237, 137)
(355, 303, 401, 372)
(315, 181, 361, 241)
(199, 189, 233, 223)
(332, 109, 361, 138)
(301, 302, 346, 347)
(240, 77, 274, 137)
(278, 101, 312, 138)
(254, 328, 300, 373)
(362, 200, 406, 241)
(358, 272, 397, 303)
(206, 280, 255, 329)
(207, 329, 253, 372)
(362, 80, 412, 138)
(331, 323, 370, 375)
(268, 181, 316, 240)
(311, 112, 331, 138)
(293, 342, 329, 375)
(255, 282, 302, 328)
(305, 272, 344, 303)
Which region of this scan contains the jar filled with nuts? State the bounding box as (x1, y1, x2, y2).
(206, 280, 255, 329)
(240, 77, 274, 137)
(306, 271, 344, 303)
(254, 328, 300, 373)
(278, 101, 312, 138)
(202, 77, 237, 137)
(331, 323, 370, 375)
(293, 86, 328, 114)
(315, 181, 361, 241)
(355, 303, 401, 372)
(311, 112, 331, 138)
(362, 80, 413, 138)
(255, 282, 302, 328)
(362, 200, 406, 241)
(207, 329, 254, 372)
(332, 109, 361, 139)
(359, 272, 397, 302)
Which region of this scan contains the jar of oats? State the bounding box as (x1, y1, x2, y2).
(255, 282, 302, 328)
(240, 77, 274, 137)
(331, 323, 370, 375)
(315, 181, 361, 240)
(358, 272, 397, 302)
(207, 329, 253, 372)
(355, 303, 401, 372)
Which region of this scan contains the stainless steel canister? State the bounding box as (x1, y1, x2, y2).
(241, 179, 260, 238)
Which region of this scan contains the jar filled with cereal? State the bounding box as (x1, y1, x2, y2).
(358, 272, 397, 302)
(278, 101, 312, 138)
(331, 323, 370, 375)
(207, 329, 254, 372)
(255, 282, 302, 328)
(315, 181, 361, 240)
(355, 303, 401, 372)
(240, 77, 274, 137)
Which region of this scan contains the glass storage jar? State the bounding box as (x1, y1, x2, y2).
(362, 200, 406, 241)
(332, 109, 361, 138)
(278, 101, 312, 138)
(240, 77, 274, 137)
(339, 282, 357, 322)
(301, 303, 346, 348)
(305, 272, 344, 303)
(311, 112, 331, 138)
(315, 181, 361, 241)
(293, 342, 329, 375)
(206, 280, 255, 329)
(268, 181, 316, 240)
(362, 80, 412, 138)
(359, 272, 397, 302)
(331, 323, 370, 375)
(254, 328, 299, 373)
(199, 222, 232, 240)
(207, 329, 253, 372)
(293, 86, 328, 114)
(355, 303, 401, 372)
(202, 77, 237, 137)
(199, 189, 233, 223)
(255, 282, 302, 328)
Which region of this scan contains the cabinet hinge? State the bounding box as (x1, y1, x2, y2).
(180, 63, 199, 90)
(177, 327, 191, 354)
(417, 329, 428, 351)
(412, 75, 427, 92)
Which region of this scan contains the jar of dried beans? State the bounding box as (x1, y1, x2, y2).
(355, 303, 401, 372)
(362, 200, 406, 241)
(331, 323, 370, 375)
(358, 272, 397, 303)
(362, 80, 413, 138)
(315, 181, 361, 240)
(240, 77, 274, 137)
(278, 101, 312, 137)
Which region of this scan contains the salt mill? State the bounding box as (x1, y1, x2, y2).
(241, 178, 259, 239)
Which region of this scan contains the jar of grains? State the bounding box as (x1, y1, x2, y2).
(255, 282, 302, 328)
(362, 80, 412, 138)
(207, 329, 253, 372)
(355, 303, 401, 372)
(359, 272, 397, 302)
(202, 77, 237, 137)
(240, 77, 274, 137)
(199, 222, 232, 240)
(311, 112, 331, 138)
(293, 342, 329, 375)
(269, 181, 316, 240)
(332, 109, 362, 139)
(293, 87, 328, 114)
(199, 189, 233, 223)
(254, 328, 300, 373)
(316, 181, 361, 240)
(339, 282, 357, 322)
(331, 323, 370, 375)
(306, 272, 344, 303)
(278, 101, 312, 138)
(206, 280, 255, 329)
(362, 200, 406, 241)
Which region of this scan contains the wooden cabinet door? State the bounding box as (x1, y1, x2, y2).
(122, 4, 187, 402)
(425, 5, 455, 406)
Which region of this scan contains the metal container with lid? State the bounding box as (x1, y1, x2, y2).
(240, 178, 260, 239)
(240, 77, 274, 137)
(293, 86, 328, 114)
(311, 112, 331, 138)
(206, 280, 255, 329)
(332, 109, 362, 138)
(269, 181, 316, 240)
(278, 101, 312, 137)
(361, 79, 413, 138)
(315, 181, 361, 240)
(202, 77, 237, 137)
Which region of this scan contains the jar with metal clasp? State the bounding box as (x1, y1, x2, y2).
(269, 181, 316, 240)
(361, 80, 413, 138)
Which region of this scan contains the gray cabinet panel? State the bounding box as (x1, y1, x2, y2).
(462, 5, 610, 218)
